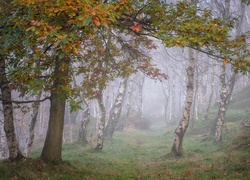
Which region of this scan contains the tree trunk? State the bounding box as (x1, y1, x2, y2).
(215, 64, 227, 143)
(171, 48, 195, 157)
(0, 112, 7, 158)
(78, 99, 90, 144)
(95, 92, 106, 150)
(203, 64, 215, 120)
(137, 74, 145, 119)
(116, 76, 134, 130)
(0, 58, 24, 161)
(215, 0, 243, 143)
(40, 57, 69, 163)
(105, 78, 127, 139)
(25, 91, 42, 157)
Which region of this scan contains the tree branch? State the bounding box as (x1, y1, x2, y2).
(0, 96, 50, 104)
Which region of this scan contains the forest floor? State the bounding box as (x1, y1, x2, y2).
(1, 85, 250, 179)
(0, 115, 250, 180)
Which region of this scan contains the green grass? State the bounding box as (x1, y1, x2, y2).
(1, 105, 250, 180)
(1, 120, 249, 180)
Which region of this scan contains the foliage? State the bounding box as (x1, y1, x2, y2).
(1, 0, 249, 102)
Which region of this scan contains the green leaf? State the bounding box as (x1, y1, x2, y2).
(84, 17, 92, 26)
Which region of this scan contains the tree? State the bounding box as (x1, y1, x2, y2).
(0, 58, 24, 161)
(78, 99, 91, 145)
(215, 0, 246, 143)
(24, 91, 42, 157)
(105, 78, 127, 139)
(2, 0, 249, 162)
(171, 48, 195, 157)
(116, 75, 134, 131)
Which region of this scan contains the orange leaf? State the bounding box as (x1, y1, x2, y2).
(130, 21, 141, 32)
(93, 16, 101, 27)
(223, 60, 230, 65)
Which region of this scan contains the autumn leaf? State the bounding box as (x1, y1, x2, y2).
(223, 60, 230, 65)
(93, 16, 101, 26)
(130, 21, 141, 32)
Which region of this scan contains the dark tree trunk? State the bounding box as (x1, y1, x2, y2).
(40, 57, 69, 163)
(0, 58, 24, 161)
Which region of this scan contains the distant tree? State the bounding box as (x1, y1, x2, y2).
(105, 78, 127, 139)
(116, 75, 134, 130)
(78, 98, 91, 145)
(215, 0, 245, 143)
(24, 91, 42, 157)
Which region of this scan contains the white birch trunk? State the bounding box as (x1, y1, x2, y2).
(24, 91, 42, 157)
(215, 0, 243, 142)
(0, 110, 7, 158)
(105, 78, 127, 139)
(78, 99, 90, 144)
(116, 76, 134, 130)
(171, 48, 195, 157)
(95, 92, 106, 150)
(0, 58, 24, 161)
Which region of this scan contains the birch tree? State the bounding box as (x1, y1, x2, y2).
(171, 48, 195, 156)
(78, 99, 90, 145)
(95, 92, 106, 150)
(215, 0, 245, 143)
(116, 76, 134, 131)
(24, 91, 42, 157)
(0, 58, 24, 160)
(105, 78, 127, 139)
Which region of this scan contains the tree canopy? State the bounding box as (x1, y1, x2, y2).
(1, 0, 249, 98)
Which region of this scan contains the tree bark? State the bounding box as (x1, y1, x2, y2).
(40, 57, 69, 163)
(95, 92, 106, 150)
(171, 48, 195, 157)
(105, 78, 127, 139)
(215, 0, 243, 143)
(25, 91, 42, 157)
(0, 111, 7, 158)
(203, 63, 215, 120)
(137, 74, 145, 119)
(0, 58, 24, 161)
(78, 99, 90, 144)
